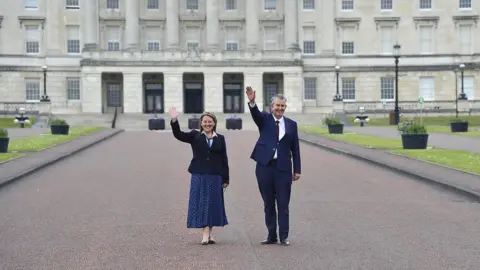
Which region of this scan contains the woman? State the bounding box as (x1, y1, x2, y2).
(169, 107, 229, 245)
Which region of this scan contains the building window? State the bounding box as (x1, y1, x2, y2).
(342, 0, 354, 10)
(147, 0, 159, 9)
(263, 26, 277, 50)
(341, 78, 356, 100)
(419, 77, 435, 101)
(225, 26, 239, 51)
(187, 0, 199, 10)
(106, 26, 121, 51)
(66, 0, 79, 9)
(458, 76, 475, 100)
(25, 0, 38, 9)
(302, 26, 315, 54)
(185, 26, 200, 50)
(459, 25, 472, 54)
(419, 0, 431, 9)
(264, 0, 276, 10)
(25, 78, 40, 101)
(225, 0, 237, 10)
(66, 25, 80, 54)
(25, 25, 40, 54)
(380, 77, 395, 100)
(106, 0, 119, 9)
(381, 0, 393, 10)
(459, 0, 472, 9)
(341, 42, 354, 55)
(145, 26, 161, 51)
(419, 25, 433, 54)
(380, 26, 393, 54)
(67, 78, 81, 100)
(303, 77, 317, 100)
(303, 0, 315, 10)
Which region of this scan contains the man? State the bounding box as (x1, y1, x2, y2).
(245, 86, 301, 246)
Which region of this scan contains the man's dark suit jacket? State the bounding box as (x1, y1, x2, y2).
(171, 120, 230, 184)
(248, 103, 301, 175)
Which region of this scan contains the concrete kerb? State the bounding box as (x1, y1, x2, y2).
(0, 129, 124, 189)
(299, 136, 480, 203)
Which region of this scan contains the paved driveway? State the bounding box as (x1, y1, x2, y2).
(1, 131, 479, 269)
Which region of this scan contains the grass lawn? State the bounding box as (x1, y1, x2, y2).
(0, 117, 37, 128)
(390, 149, 480, 175)
(0, 153, 23, 163)
(299, 126, 402, 149)
(348, 115, 480, 126)
(8, 126, 104, 152)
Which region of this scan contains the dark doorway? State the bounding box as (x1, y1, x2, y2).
(263, 73, 284, 112)
(143, 73, 164, 113)
(223, 73, 243, 113)
(183, 73, 204, 114)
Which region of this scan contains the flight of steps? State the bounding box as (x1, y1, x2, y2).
(50, 113, 115, 128)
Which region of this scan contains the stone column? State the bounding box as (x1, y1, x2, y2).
(166, 0, 179, 49)
(245, 0, 259, 51)
(206, 0, 219, 50)
(243, 71, 263, 112)
(125, 0, 140, 50)
(284, 0, 300, 51)
(164, 72, 183, 112)
(204, 71, 223, 112)
(82, 73, 102, 113)
(283, 72, 303, 113)
(321, 0, 335, 54)
(123, 73, 143, 113)
(46, 0, 61, 54)
(84, 0, 99, 51)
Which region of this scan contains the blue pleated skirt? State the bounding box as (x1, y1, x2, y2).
(187, 173, 228, 228)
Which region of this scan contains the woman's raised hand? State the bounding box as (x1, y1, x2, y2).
(168, 107, 179, 120)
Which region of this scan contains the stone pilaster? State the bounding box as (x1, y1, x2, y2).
(320, 0, 335, 55)
(204, 72, 223, 112)
(46, 0, 61, 54)
(284, 0, 300, 51)
(206, 0, 219, 50)
(125, 0, 140, 50)
(123, 73, 143, 113)
(244, 72, 263, 112)
(83, 0, 99, 51)
(245, 0, 259, 51)
(81, 73, 102, 113)
(166, 0, 179, 49)
(164, 72, 183, 112)
(283, 72, 303, 113)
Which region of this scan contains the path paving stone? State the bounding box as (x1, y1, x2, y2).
(1, 130, 480, 269)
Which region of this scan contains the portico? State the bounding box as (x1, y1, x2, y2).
(80, 66, 304, 114)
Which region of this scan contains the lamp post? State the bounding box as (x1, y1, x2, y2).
(454, 68, 459, 118)
(333, 66, 342, 101)
(458, 63, 467, 100)
(393, 44, 401, 125)
(40, 65, 50, 102)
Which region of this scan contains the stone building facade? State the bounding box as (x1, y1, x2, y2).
(0, 0, 478, 115)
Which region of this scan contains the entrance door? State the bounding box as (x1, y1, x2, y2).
(263, 82, 278, 112)
(107, 83, 122, 113)
(224, 83, 243, 113)
(144, 83, 164, 113)
(184, 83, 203, 113)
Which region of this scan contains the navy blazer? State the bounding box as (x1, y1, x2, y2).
(170, 120, 230, 184)
(248, 103, 301, 175)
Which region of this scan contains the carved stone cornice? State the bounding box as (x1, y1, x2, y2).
(373, 17, 400, 29)
(335, 17, 361, 31)
(18, 16, 46, 29)
(412, 16, 439, 29)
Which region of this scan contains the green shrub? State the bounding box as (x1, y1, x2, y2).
(398, 120, 427, 134)
(50, 119, 68, 125)
(0, 128, 8, 138)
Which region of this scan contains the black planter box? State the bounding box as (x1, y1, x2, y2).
(51, 125, 70, 135)
(0, 137, 9, 153)
(327, 124, 344, 134)
(148, 118, 165, 130)
(188, 118, 200, 130)
(450, 121, 469, 133)
(226, 118, 242, 130)
(401, 134, 429, 149)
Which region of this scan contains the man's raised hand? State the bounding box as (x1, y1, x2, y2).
(168, 107, 179, 120)
(246, 86, 256, 103)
